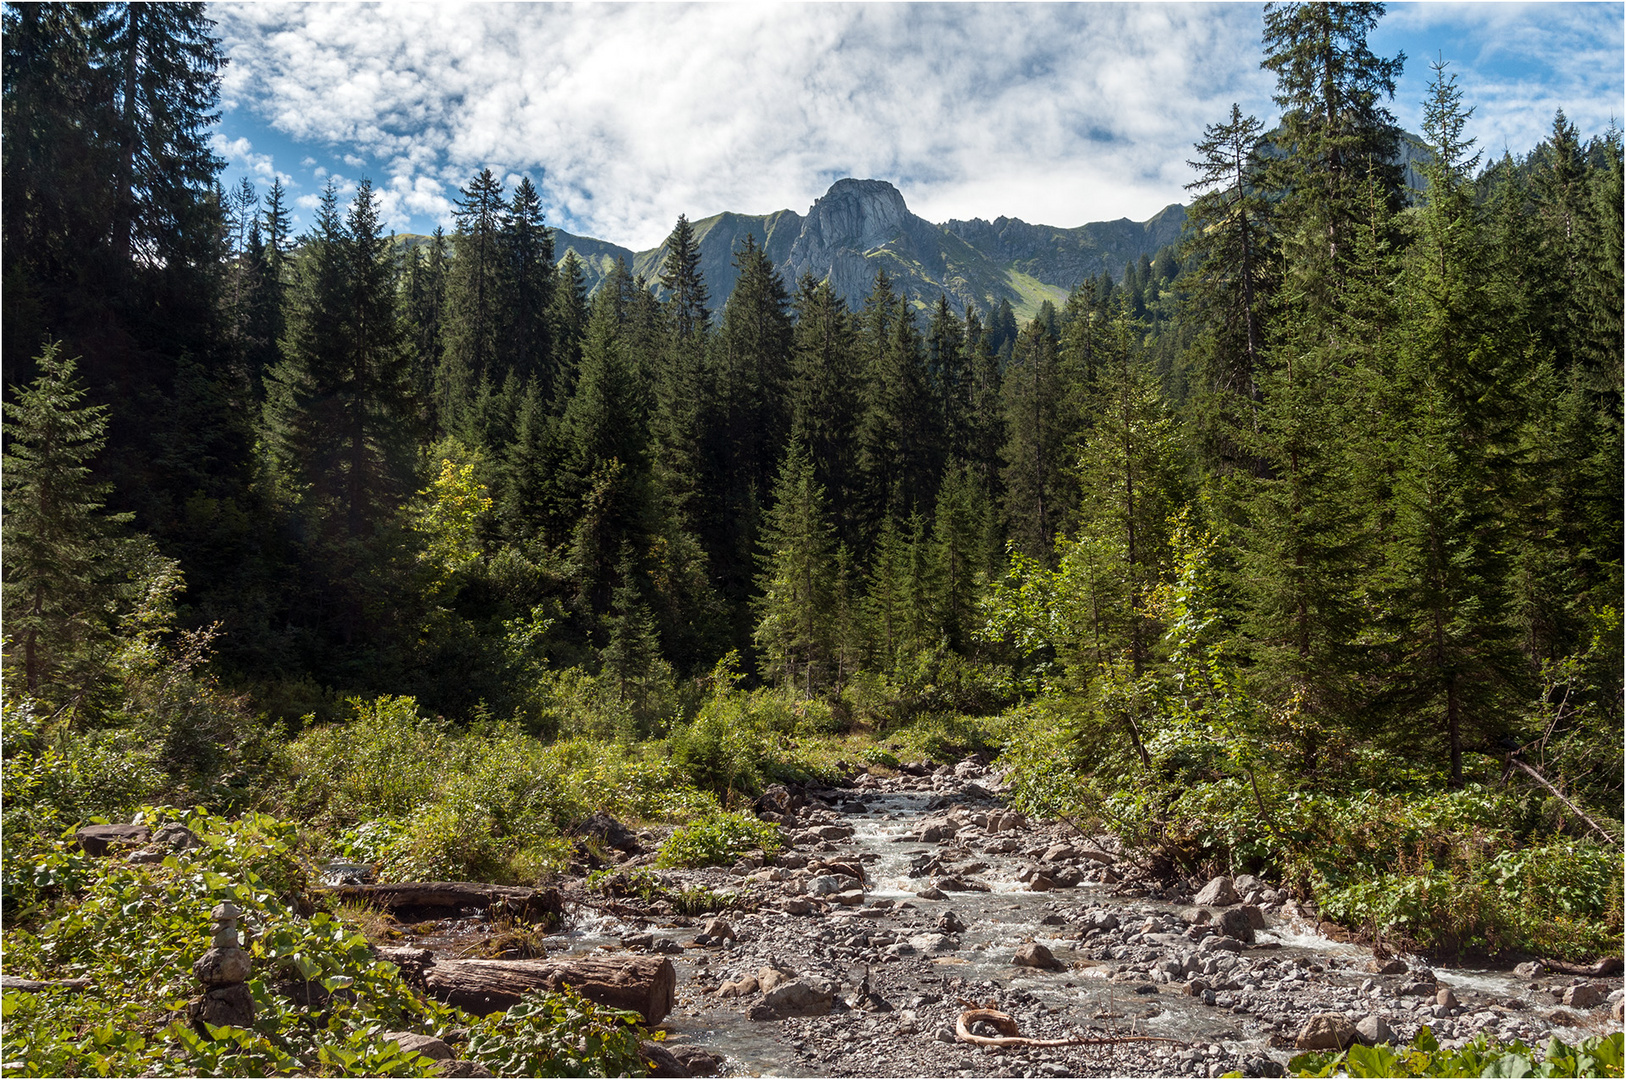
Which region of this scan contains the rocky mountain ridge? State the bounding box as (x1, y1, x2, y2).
(551, 178, 1187, 322)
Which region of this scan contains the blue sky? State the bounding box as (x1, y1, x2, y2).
(209, 2, 1625, 249)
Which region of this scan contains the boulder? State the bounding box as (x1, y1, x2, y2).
(1235, 904, 1268, 930)
(1355, 1014, 1394, 1046)
(76, 824, 151, 856)
(1214, 907, 1257, 943)
(1399, 978, 1438, 997)
(381, 1032, 455, 1062)
(1012, 943, 1062, 970)
(1296, 1013, 1359, 1051)
(762, 979, 834, 1017)
(1436, 987, 1460, 1011)
(779, 898, 813, 916)
(433, 1063, 494, 1078)
(815, 824, 855, 841)
(717, 975, 758, 998)
(638, 1040, 689, 1078)
(937, 910, 966, 934)
(909, 933, 958, 953)
(153, 822, 201, 850)
(189, 982, 255, 1027)
(1514, 960, 1547, 979)
(756, 966, 792, 994)
(1027, 874, 1055, 892)
(668, 1047, 722, 1077)
(805, 875, 844, 896)
(915, 886, 948, 901)
(1367, 957, 1408, 976)
(701, 918, 735, 941)
(1041, 845, 1077, 863)
(1563, 983, 1609, 1010)
(1194, 876, 1241, 907)
(1232, 874, 1264, 895)
(577, 812, 641, 853)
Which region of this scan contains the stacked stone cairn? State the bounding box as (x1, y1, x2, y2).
(189, 901, 255, 1028)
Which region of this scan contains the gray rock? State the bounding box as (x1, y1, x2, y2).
(909, 933, 958, 953)
(1355, 1014, 1394, 1045)
(937, 910, 966, 934)
(702, 917, 736, 941)
(381, 1032, 455, 1062)
(153, 822, 201, 850)
(639, 1040, 689, 1078)
(1194, 876, 1241, 907)
(192, 946, 252, 986)
(668, 1047, 722, 1077)
(75, 824, 150, 856)
(1436, 987, 1460, 1011)
(433, 1063, 494, 1078)
(189, 981, 255, 1027)
(763, 978, 835, 1017)
(1214, 907, 1256, 943)
(1514, 960, 1547, 979)
(718, 975, 758, 997)
(915, 886, 948, 901)
(806, 874, 844, 896)
(1296, 1013, 1359, 1051)
(1368, 957, 1408, 976)
(1563, 983, 1609, 1010)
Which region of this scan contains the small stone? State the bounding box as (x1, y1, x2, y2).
(701, 918, 735, 941)
(916, 886, 948, 901)
(937, 910, 967, 934)
(780, 898, 813, 916)
(1296, 1013, 1359, 1051)
(193, 946, 252, 987)
(1368, 957, 1408, 976)
(1028, 875, 1055, 892)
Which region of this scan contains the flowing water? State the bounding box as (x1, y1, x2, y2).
(522, 781, 1614, 1077)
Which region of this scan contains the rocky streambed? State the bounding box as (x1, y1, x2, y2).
(394, 758, 1625, 1077)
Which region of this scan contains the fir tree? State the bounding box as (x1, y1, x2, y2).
(754, 442, 839, 693)
(2, 344, 136, 704)
(499, 176, 554, 393)
(441, 167, 506, 437)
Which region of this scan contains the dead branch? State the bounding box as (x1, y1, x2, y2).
(954, 1007, 1183, 1050)
(1507, 757, 1618, 844)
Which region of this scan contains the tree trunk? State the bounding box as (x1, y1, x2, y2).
(328, 882, 561, 924)
(423, 956, 676, 1024)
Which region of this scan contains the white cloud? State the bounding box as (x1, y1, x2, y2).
(211, 2, 1623, 249)
(210, 132, 294, 187)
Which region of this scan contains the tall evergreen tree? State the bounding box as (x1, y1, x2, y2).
(2, 344, 137, 704)
(498, 176, 554, 393)
(441, 167, 506, 437)
(1182, 103, 1275, 474)
(754, 442, 839, 693)
(788, 274, 863, 549)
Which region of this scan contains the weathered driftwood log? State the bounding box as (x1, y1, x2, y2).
(1540, 955, 1624, 978)
(328, 882, 561, 923)
(1, 974, 93, 993)
(423, 956, 676, 1024)
(954, 1006, 1183, 1049)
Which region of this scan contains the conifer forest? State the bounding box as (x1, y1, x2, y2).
(2, 4, 1623, 1077)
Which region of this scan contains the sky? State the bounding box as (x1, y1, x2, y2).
(209, 2, 1626, 250)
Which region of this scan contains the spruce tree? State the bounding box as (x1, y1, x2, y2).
(550, 250, 590, 408)
(1000, 317, 1073, 562)
(499, 176, 555, 393)
(754, 442, 838, 693)
(788, 274, 863, 549)
(441, 167, 506, 437)
(1182, 103, 1275, 474)
(2, 344, 135, 703)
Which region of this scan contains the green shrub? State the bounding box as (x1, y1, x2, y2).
(655, 813, 781, 868)
(0, 807, 650, 1077)
(464, 990, 648, 1077)
(1287, 1027, 1624, 1078)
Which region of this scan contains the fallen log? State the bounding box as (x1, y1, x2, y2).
(1, 975, 93, 993)
(327, 882, 561, 923)
(955, 1007, 1183, 1049)
(1539, 956, 1624, 978)
(424, 956, 676, 1024)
